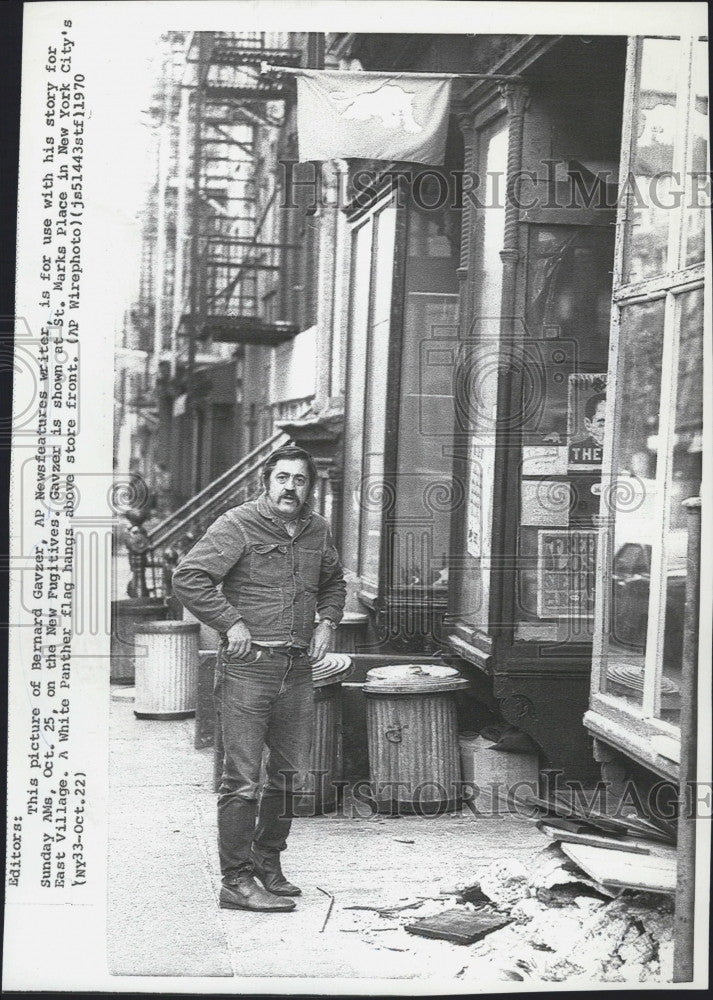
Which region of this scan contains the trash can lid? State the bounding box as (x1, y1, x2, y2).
(340, 610, 369, 623)
(312, 653, 353, 687)
(134, 620, 200, 635)
(313, 610, 368, 624)
(364, 663, 469, 694)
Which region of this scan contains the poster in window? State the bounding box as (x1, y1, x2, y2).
(567, 373, 607, 470)
(521, 480, 572, 526)
(522, 444, 568, 476)
(466, 441, 483, 557)
(466, 438, 494, 560)
(537, 528, 597, 619)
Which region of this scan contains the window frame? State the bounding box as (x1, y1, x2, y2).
(587, 34, 708, 774)
(341, 189, 405, 602)
(445, 108, 510, 654)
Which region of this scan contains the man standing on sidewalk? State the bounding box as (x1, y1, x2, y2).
(172, 445, 346, 913)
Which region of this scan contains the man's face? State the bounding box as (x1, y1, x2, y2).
(584, 400, 606, 446)
(266, 458, 311, 519)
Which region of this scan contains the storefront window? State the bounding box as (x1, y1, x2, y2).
(622, 37, 681, 285)
(603, 298, 665, 706)
(683, 39, 709, 268)
(341, 216, 373, 572)
(593, 35, 706, 739)
(390, 173, 461, 593)
(517, 225, 615, 634)
(657, 287, 704, 724)
(453, 119, 508, 630)
(359, 206, 397, 587)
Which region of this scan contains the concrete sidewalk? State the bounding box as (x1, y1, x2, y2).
(107, 688, 548, 984)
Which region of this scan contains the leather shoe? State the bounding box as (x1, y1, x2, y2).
(252, 852, 302, 896)
(219, 873, 296, 912)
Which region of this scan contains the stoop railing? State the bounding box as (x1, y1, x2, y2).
(137, 409, 311, 598)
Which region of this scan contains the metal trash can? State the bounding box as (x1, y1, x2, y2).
(182, 606, 220, 651)
(134, 620, 199, 719)
(195, 651, 217, 749)
(212, 653, 353, 810)
(334, 611, 369, 653)
(110, 597, 169, 684)
(364, 663, 468, 814)
(298, 653, 353, 815)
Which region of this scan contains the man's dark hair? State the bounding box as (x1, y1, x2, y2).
(584, 392, 606, 421)
(262, 445, 318, 493)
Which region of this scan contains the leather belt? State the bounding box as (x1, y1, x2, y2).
(254, 644, 308, 658)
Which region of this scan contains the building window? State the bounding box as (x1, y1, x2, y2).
(359, 205, 397, 587)
(452, 117, 509, 631)
(592, 35, 707, 742)
(342, 196, 398, 585)
(516, 223, 615, 636)
(277, 158, 318, 331)
(391, 180, 461, 594)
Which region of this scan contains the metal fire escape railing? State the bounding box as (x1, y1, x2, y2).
(123, 33, 315, 600)
(180, 31, 303, 349)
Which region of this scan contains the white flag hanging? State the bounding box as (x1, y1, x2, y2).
(296, 70, 452, 166)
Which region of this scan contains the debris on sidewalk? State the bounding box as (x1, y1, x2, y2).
(454, 883, 491, 905)
(405, 907, 511, 945)
(422, 848, 676, 983)
(559, 843, 677, 894)
(538, 820, 652, 854)
(340, 839, 674, 982)
(534, 893, 674, 983)
(316, 886, 335, 932)
(520, 789, 676, 844)
(474, 858, 531, 907)
(534, 810, 678, 895)
(344, 899, 426, 916)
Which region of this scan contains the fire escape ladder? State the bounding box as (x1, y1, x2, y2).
(179, 31, 302, 348)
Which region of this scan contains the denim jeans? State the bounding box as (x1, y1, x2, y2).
(214, 643, 314, 880)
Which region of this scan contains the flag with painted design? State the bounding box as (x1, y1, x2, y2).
(296, 70, 452, 166)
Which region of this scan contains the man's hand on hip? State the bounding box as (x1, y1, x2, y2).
(308, 621, 333, 663)
(225, 620, 252, 658)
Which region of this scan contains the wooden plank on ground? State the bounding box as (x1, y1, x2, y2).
(534, 815, 597, 835)
(561, 843, 677, 894)
(405, 908, 511, 945)
(538, 821, 651, 855)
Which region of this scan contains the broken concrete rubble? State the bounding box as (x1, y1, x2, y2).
(444, 853, 676, 983)
(108, 698, 680, 985)
(343, 846, 674, 983)
(474, 858, 531, 907)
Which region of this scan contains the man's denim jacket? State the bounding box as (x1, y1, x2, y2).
(172, 493, 346, 648)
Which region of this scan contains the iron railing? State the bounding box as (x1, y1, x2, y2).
(142, 405, 312, 596)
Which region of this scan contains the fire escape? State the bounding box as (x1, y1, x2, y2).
(181, 31, 302, 357)
(135, 32, 314, 597)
